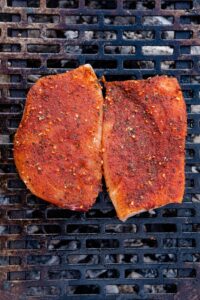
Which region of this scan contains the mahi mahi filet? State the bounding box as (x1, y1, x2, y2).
(103, 76, 187, 221)
(14, 65, 103, 211)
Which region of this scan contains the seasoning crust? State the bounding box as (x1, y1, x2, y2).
(103, 76, 187, 221)
(14, 64, 103, 211)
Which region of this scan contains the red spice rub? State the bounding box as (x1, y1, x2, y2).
(103, 76, 187, 221)
(14, 65, 103, 211)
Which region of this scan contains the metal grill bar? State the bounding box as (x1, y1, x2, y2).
(0, 0, 200, 299)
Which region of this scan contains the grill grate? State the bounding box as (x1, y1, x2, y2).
(0, 0, 200, 299)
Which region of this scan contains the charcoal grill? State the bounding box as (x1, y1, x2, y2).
(0, 0, 200, 299)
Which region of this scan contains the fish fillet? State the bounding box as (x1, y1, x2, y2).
(103, 76, 187, 221)
(14, 64, 103, 211)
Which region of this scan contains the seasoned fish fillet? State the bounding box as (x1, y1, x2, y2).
(103, 76, 187, 221)
(14, 65, 103, 211)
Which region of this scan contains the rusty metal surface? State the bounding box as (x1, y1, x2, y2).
(0, 0, 200, 299)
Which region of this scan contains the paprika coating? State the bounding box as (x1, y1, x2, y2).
(103, 76, 187, 221)
(14, 64, 103, 211)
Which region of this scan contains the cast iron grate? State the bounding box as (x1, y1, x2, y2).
(0, 0, 200, 299)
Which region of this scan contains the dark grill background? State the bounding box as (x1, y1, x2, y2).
(0, 0, 200, 299)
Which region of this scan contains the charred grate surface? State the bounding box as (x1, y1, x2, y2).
(0, 0, 200, 299)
